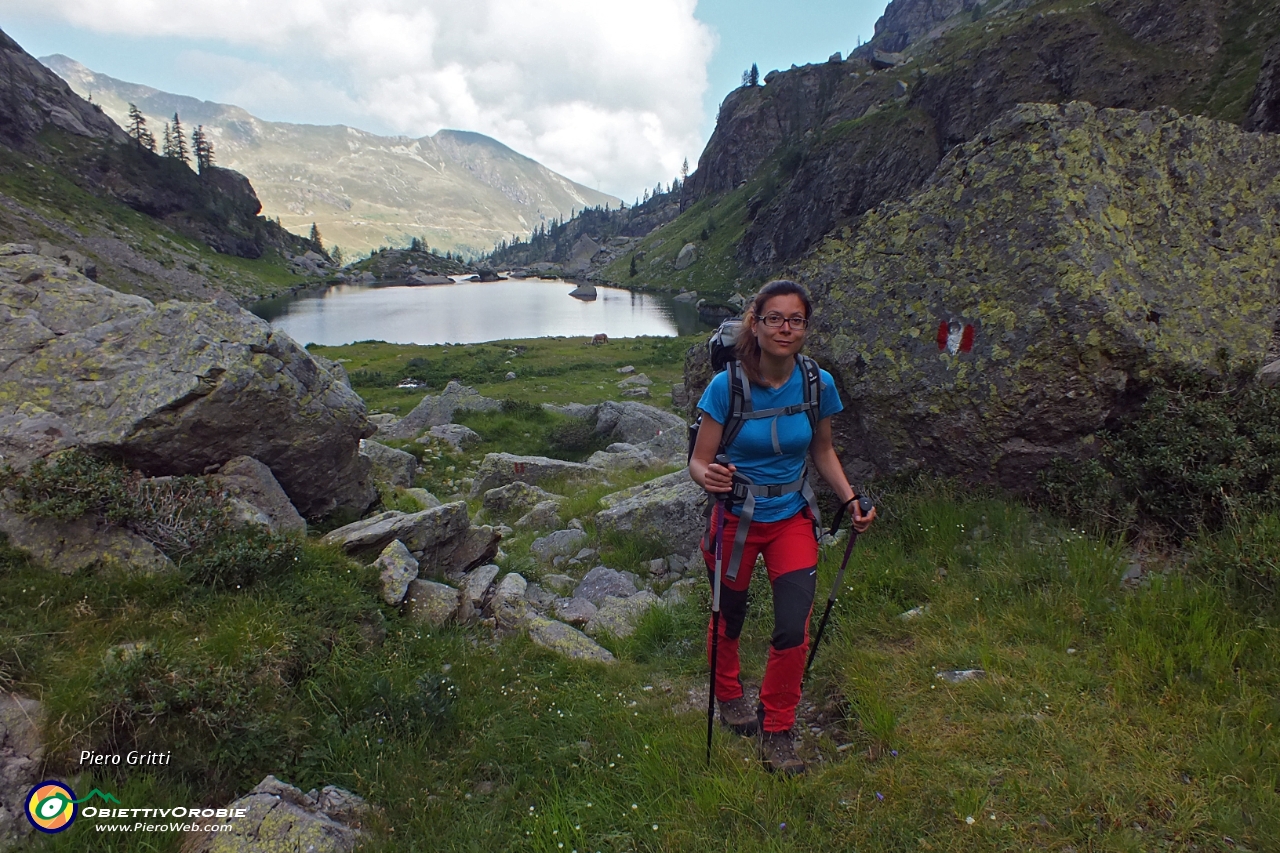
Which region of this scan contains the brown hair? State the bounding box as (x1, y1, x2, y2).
(733, 279, 813, 386)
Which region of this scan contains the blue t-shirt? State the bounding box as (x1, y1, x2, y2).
(697, 360, 843, 522)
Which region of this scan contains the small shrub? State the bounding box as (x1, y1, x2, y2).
(3, 450, 303, 589)
(181, 527, 301, 590)
(1039, 366, 1280, 539)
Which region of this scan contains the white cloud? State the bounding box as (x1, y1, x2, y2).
(12, 0, 715, 198)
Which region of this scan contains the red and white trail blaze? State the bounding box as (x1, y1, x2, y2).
(937, 320, 975, 355)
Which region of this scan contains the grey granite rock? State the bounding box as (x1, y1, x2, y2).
(375, 540, 419, 606)
(574, 566, 639, 605)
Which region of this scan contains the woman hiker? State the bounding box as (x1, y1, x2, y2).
(689, 279, 875, 775)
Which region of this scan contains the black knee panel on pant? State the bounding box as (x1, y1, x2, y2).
(719, 584, 750, 640)
(771, 567, 817, 650)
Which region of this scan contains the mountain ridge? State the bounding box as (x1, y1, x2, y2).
(43, 55, 620, 257)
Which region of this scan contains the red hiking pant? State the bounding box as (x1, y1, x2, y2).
(702, 505, 818, 733)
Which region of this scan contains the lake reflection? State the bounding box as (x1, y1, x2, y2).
(252, 278, 710, 346)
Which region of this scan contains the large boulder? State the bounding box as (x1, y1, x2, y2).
(595, 470, 708, 555)
(381, 381, 502, 439)
(212, 456, 306, 535)
(0, 694, 42, 849)
(798, 102, 1280, 488)
(182, 775, 366, 853)
(0, 252, 375, 518)
(468, 453, 601, 497)
(359, 439, 417, 488)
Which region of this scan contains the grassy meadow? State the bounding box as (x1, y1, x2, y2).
(2, 338, 1278, 852)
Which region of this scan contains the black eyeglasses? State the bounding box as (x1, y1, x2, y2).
(757, 313, 809, 329)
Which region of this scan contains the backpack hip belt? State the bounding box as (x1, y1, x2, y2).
(716, 467, 821, 583)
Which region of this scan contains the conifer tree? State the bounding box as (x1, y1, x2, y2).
(681, 158, 689, 180)
(126, 104, 155, 152)
(309, 223, 323, 251)
(331, 245, 344, 265)
(749, 63, 760, 86)
(192, 125, 215, 174)
(161, 122, 174, 158)
(167, 113, 191, 165)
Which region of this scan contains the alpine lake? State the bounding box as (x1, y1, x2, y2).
(251, 276, 714, 346)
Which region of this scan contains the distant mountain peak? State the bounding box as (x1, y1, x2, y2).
(43, 56, 619, 256)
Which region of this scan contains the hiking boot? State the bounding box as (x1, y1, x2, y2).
(760, 730, 806, 776)
(718, 695, 760, 736)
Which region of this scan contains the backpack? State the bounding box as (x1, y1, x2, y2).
(687, 319, 825, 581)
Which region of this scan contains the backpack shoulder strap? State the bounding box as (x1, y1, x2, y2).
(798, 354, 822, 433)
(720, 360, 752, 451)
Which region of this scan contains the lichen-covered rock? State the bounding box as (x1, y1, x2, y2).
(461, 563, 501, 610)
(404, 488, 442, 510)
(482, 481, 563, 517)
(592, 400, 686, 447)
(523, 615, 616, 663)
(530, 528, 589, 562)
(0, 694, 42, 849)
(381, 381, 502, 439)
(486, 572, 528, 615)
(213, 456, 306, 535)
(434, 525, 501, 579)
(359, 439, 417, 488)
(585, 591, 662, 638)
(573, 566, 639, 605)
(515, 500, 563, 531)
(425, 423, 482, 451)
(0, 509, 174, 575)
(798, 102, 1280, 488)
(182, 775, 366, 853)
(375, 540, 419, 606)
(468, 453, 602, 497)
(554, 597, 598, 627)
(403, 579, 461, 627)
(322, 503, 466, 558)
(0, 254, 375, 518)
(540, 573, 578, 596)
(585, 443, 661, 471)
(595, 470, 708, 555)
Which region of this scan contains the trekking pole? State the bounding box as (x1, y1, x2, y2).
(706, 453, 731, 767)
(803, 495, 876, 685)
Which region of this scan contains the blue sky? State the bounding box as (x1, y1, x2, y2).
(0, 1, 889, 198)
(698, 0, 883, 138)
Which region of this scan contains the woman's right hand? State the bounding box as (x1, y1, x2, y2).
(703, 460, 736, 494)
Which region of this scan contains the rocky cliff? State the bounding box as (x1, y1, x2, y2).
(680, 0, 1278, 275)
